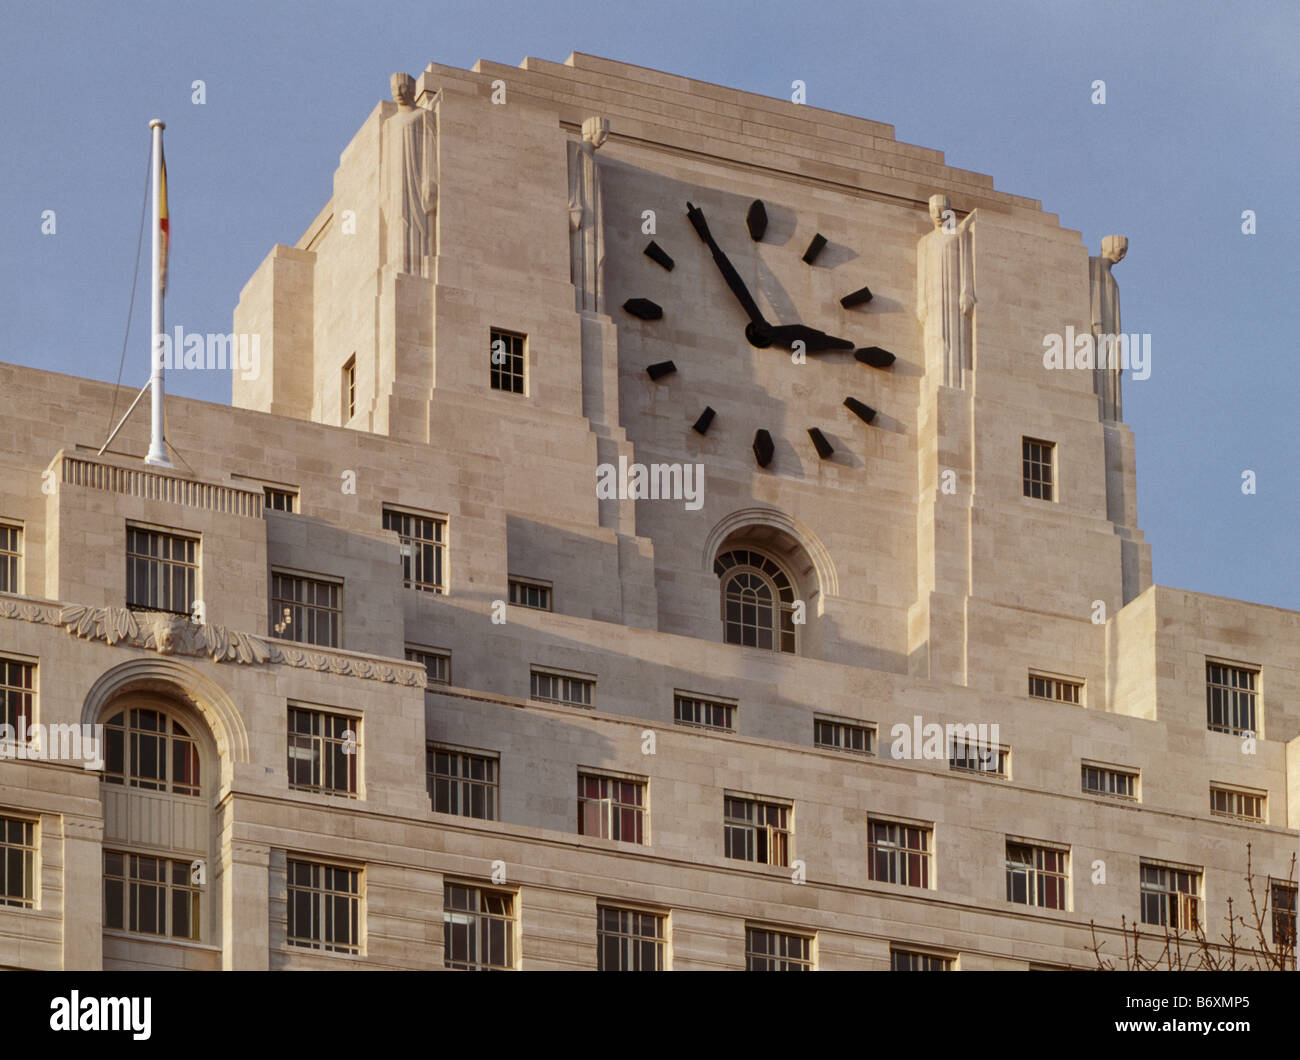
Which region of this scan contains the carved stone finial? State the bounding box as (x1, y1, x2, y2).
(1100, 234, 1128, 265)
(390, 72, 416, 107)
(582, 116, 610, 150)
(928, 193, 952, 230)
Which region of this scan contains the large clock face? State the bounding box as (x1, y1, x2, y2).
(619, 197, 895, 469)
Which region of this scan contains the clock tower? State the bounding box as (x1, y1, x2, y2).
(233, 53, 1150, 695)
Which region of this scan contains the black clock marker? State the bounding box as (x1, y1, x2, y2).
(841, 285, 874, 308)
(692, 407, 716, 434)
(802, 234, 827, 264)
(854, 346, 896, 369)
(753, 429, 775, 468)
(746, 200, 768, 241)
(844, 396, 877, 424)
(646, 360, 676, 380)
(808, 428, 834, 459)
(623, 298, 663, 321)
(644, 241, 675, 270)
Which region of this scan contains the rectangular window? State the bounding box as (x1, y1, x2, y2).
(814, 716, 874, 754)
(1206, 661, 1258, 736)
(891, 948, 952, 971)
(489, 328, 526, 394)
(263, 486, 298, 514)
(578, 772, 647, 844)
(530, 668, 593, 708)
(427, 745, 498, 820)
(1272, 881, 1297, 947)
(270, 571, 341, 647)
(0, 658, 33, 733)
(598, 907, 665, 971)
(1209, 785, 1265, 823)
(382, 508, 446, 594)
(286, 859, 360, 954)
(0, 523, 20, 594)
(724, 795, 790, 867)
(103, 850, 200, 940)
(745, 926, 812, 971)
(444, 882, 514, 970)
(342, 356, 356, 422)
(1081, 762, 1138, 800)
(1022, 438, 1055, 500)
(126, 526, 197, 615)
(948, 739, 1009, 777)
(405, 646, 450, 686)
(0, 816, 35, 908)
(868, 819, 932, 889)
(1140, 863, 1200, 931)
(1005, 841, 1068, 909)
(508, 577, 552, 612)
(287, 707, 358, 797)
(674, 692, 735, 731)
(1028, 673, 1082, 705)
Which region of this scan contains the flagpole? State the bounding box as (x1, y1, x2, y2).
(145, 118, 172, 467)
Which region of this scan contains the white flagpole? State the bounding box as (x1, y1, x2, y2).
(145, 118, 172, 467)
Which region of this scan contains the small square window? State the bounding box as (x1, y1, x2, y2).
(490, 329, 526, 394)
(1081, 762, 1139, 800)
(1022, 438, 1055, 500)
(263, 487, 298, 514)
(427, 745, 498, 820)
(598, 906, 665, 971)
(126, 526, 198, 615)
(406, 645, 450, 686)
(1206, 661, 1258, 736)
(287, 706, 359, 797)
(270, 571, 342, 647)
(745, 926, 812, 970)
(724, 795, 791, 867)
(530, 668, 594, 708)
(508, 577, 552, 612)
(578, 771, 647, 844)
(814, 716, 875, 754)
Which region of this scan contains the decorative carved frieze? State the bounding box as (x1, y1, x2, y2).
(0, 596, 423, 687)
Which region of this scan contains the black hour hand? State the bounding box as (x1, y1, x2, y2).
(763, 323, 854, 353)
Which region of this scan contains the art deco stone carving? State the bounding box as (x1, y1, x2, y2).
(384, 72, 438, 277)
(0, 600, 426, 686)
(916, 193, 976, 389)
(1089, 234, 1128, 422)
(568, 116, 610, 313)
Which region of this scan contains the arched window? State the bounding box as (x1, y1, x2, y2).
(715, 549, 797, 653)
(103, 707, 201, 796)
(98, 698, 208, 946)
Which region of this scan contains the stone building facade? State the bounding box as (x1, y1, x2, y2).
(1, 52, 1296, 971)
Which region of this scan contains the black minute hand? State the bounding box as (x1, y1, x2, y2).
(686, 202, 768, 329)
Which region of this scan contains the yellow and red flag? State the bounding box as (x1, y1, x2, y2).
(158, 147, 169, 292)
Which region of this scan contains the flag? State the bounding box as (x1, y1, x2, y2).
(158, 146, 169, 292)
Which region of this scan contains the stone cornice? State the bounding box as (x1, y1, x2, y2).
(0, 595, 425, 687)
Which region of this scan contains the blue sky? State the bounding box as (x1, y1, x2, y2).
(2, 0, 1297, 608)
